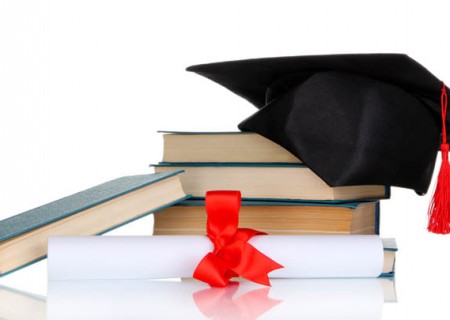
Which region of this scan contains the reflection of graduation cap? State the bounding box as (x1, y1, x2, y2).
(187, 54, 450, 233)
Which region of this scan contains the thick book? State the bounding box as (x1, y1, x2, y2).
(0, 170, 189, 276)
(153, 163, 389, 201)
(160, 131, 301, 163)
(153, 199, 380, 235)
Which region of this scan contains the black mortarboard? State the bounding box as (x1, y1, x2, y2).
(187, 54, 448, 193)
(187, 54, 450, 233)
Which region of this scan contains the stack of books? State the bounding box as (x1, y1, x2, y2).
(153, 131, 389, 235)
(0, 131, 393, 278)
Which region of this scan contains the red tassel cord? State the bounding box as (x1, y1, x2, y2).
(428, 82, 450, 234)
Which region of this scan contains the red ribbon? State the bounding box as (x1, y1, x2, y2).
(193, 191, 283, 287)
(193, 283, 282, 319)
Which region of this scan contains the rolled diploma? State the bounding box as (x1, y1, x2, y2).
(47, 235, 384, 280)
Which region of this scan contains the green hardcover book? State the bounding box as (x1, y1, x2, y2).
(153, 163, 390, 201)
(153, 199, 380, 236)
(0, 170, 189, 276)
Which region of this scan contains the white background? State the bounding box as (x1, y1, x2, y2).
(1, 0, 450, 319)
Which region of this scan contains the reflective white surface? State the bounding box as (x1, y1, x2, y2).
(0, 278, 394, 320)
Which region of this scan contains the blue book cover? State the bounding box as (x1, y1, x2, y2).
(0, 170, 190, 276)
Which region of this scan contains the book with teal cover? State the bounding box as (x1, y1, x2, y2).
(171, 199, 381, 235)
(0, 170, 188, 242)
(0, 170, 190, 276)
(152, 162, 391, 200)
(176, 199, 373, 208)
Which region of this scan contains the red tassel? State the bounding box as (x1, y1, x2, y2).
(428, 82, 450, 234)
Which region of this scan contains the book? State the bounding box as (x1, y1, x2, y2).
(160, 131, 301, 163)
(0, 170, 189, 276)
(153, 163, 389, 201)
(153, 199, 380, 235)
(0, 285, 46, 320)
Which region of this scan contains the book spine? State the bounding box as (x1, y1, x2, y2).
(375, 201, 380, 235)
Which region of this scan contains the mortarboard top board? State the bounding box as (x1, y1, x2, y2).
(186, 54, 448, 197)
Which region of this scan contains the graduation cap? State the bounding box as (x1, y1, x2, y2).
(187, 54, 450, 234)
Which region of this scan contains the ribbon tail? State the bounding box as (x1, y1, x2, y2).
(193, 253, 231, 287)
(232, 243, 284, 286)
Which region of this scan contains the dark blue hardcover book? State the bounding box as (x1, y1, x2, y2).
(0, 170, 189, 276)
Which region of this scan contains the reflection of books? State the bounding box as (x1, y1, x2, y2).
(0, 171, 188, 276)
(1, 279, 397, 320)
(379, 278, 397, 303)
(0, 285, 46, 320)
(47, 278, 395, 320)
(154, 199, 380, 235)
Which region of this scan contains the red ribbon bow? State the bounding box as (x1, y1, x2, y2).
(193, 191, 283, 287)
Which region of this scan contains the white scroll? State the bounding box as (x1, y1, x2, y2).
(47, 235, 384, 280)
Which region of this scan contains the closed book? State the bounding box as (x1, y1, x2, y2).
(153, 199, 380, 235)
(0, 170, 189, 276)
(153, 163, 389, 201)
(160, 131, 301, 163)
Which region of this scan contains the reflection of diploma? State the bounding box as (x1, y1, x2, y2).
(47, 279, 390, 320)
(48, 235, 386, 280)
